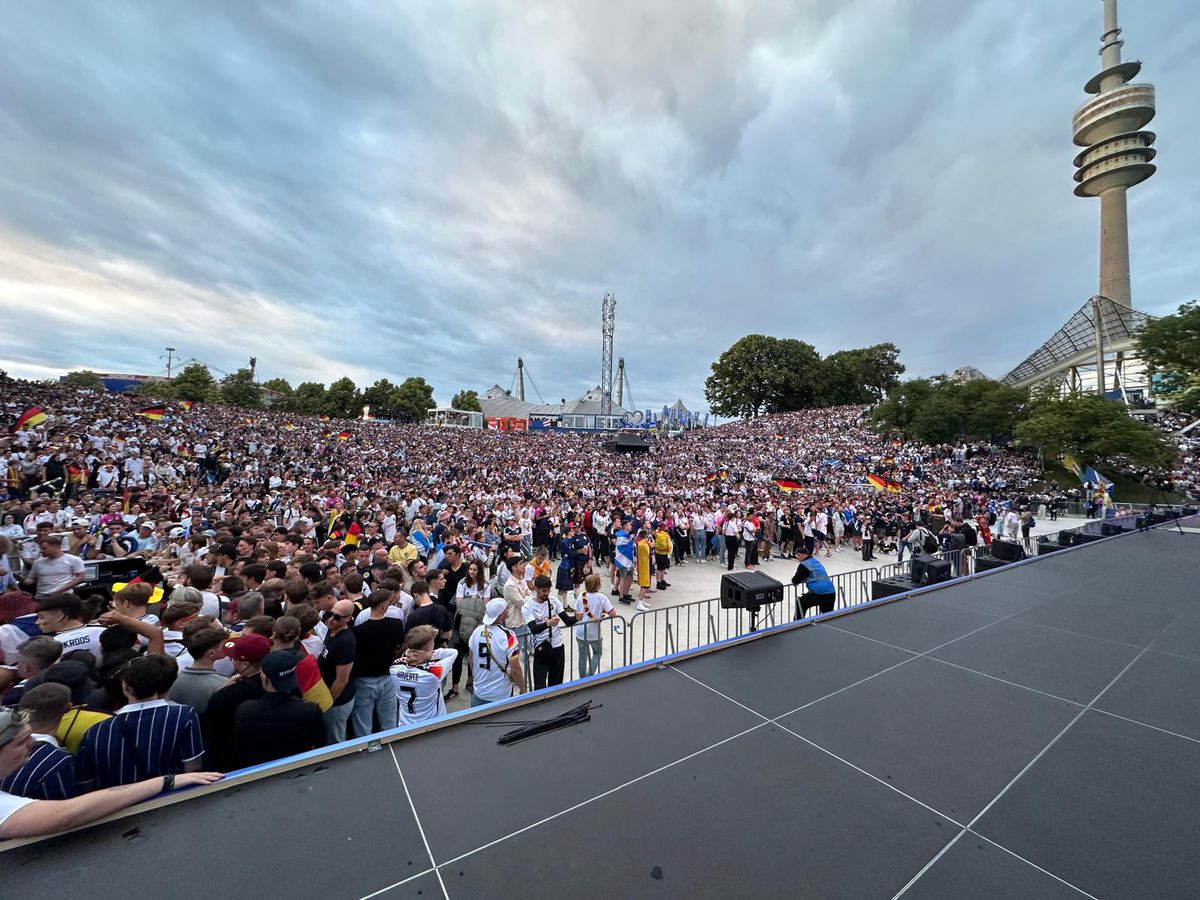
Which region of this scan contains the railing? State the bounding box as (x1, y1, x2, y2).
(507, 509, 1199, 696)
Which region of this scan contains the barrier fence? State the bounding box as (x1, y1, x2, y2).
(507, 509, 1198, 696)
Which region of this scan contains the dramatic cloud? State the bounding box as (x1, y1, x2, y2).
(1, 0, 1196, 409)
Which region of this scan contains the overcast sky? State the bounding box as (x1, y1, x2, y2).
(1, 0, 1196, 411)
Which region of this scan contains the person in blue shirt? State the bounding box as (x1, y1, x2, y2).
(792, 546, 837, 619)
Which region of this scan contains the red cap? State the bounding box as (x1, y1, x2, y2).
(220, 632, 271, 664)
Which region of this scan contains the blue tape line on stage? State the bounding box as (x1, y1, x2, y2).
(222, 518, 1174, 783)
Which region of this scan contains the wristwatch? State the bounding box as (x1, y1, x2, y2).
(162, 773, 176, 793)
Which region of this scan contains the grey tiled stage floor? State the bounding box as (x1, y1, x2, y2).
(451, 724, 953, 899)
(976, 710, 1200, 899)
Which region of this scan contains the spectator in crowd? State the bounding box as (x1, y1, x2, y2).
(522, 575, 576, 690)
(469, 599, 524, 706)
(0, 706, 221, 840)
(202, 632, 270, 771)
(0, 683, 76, 800)
(34, 593, 106, 660)
(349, 589, 404, 737)
(317, 599, 357, 743)
(76, 655, 205, 789)
(390, 625, 456, 725)
(575, 573, 617, 678)
(22, 536, 85, 599)
(1, 636, 61, 706)
(233, 650, 326, 768)
(167, 627, 230, 714)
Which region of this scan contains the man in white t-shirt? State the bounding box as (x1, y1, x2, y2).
(23, 538, 85, 600)
(469, 599, 524, 706)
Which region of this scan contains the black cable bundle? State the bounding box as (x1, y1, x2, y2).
(495, 700, 598, 746)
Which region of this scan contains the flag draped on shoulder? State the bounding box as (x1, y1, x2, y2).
(10, 407, 47, 432)
(613, 529, 634, 570)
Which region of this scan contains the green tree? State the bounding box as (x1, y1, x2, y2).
(451, 389, 482, 411)
(390, 376, 436, 423)
(131, 378, 176, 400)
(261, 377, 293, 399)
(220, 368, 263, 408)
(361, 378, 400, 412)
(61, 370, 104, 390)
(820, 343, 905, 404)
(871, 377, 1026, 443)
(704, 334, 822, 418)
(1015, 394, 1174, 468)
(1135, 300, 1200, 412)
(323, 377, 361, 419)
(170, 363, 219, 403)
(291, 381, 327, 415)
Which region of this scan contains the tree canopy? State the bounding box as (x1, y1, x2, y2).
(392, 377, 436, 423)
(704, 335, 822, 418)
(170, 363, 220, 403)
(451, 389, 482, 412)
(220, 368, 263, 408)
(1136, 300, 1200, 413)
(61, 370, 103, 390)
(323, 377, 362, 419)
(705, 335, 904, 418)
(1015, 393, 1175, 469)
(870, 377, 1027, 444)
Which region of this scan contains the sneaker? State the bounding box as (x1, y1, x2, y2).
(618, 595, 633, 605)
(636, 601, 652, 612)
(611, 588, 620, 596)
(663, 581, 672, 588)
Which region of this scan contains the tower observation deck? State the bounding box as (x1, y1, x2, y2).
(1072, 0, 1156, 308)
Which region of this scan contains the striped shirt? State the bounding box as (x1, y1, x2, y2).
(0, 735, 76, 800)
(77, 699, 204, 788)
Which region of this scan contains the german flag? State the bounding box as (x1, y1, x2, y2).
(772, 479, 803, 492)
(179, 400, 194, 412)
(136, 406, 165, 420)
(335, 431, 351, 441)
(867, 474, 902, 493)
(10, 406, 47, 432)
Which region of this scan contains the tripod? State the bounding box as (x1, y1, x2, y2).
(1142, 481, 1186, 535)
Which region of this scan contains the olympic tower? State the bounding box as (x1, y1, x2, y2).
(1072, 0, 1156, 308)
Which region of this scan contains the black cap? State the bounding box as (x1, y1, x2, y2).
(261, 650, 300, 693)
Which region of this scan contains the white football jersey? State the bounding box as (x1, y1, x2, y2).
(390, 648, 456, 725)
(470, 623, 519, 702)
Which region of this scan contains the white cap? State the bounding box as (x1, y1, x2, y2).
(482, 598, 507, 625)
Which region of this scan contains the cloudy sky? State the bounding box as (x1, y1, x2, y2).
(1, 0, 1196, 410)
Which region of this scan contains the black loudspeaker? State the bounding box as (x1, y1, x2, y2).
(990, 540, 1024, 562)
(720, 571, 784, 610)
(944, 532, 967, 552)
(604, 433, 652, 453)
(975, 555, 1009, 573)
(910, 554, 937, 583)
(920, 559, 953, 584)
(1037, 541, 1066, 555)
(1075, 531, 1105, 544)
(1058, 529, 1078, 546)
(1101, 522, 1123, 536)
(872, 576, 919, 600)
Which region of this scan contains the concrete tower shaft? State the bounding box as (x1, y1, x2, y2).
(1072, 0, 1156, 308)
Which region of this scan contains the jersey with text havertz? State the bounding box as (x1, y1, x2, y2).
(389, 648, 456, 725)
(469, 623, 518, 702)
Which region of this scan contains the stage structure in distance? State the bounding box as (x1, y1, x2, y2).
(601, 292, 615, 422)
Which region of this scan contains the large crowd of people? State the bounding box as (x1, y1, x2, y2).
(0, 370, 1135, 836)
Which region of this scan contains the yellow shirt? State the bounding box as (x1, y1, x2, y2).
(57, 706, 111, 754)
(389, 542, 418, 566)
